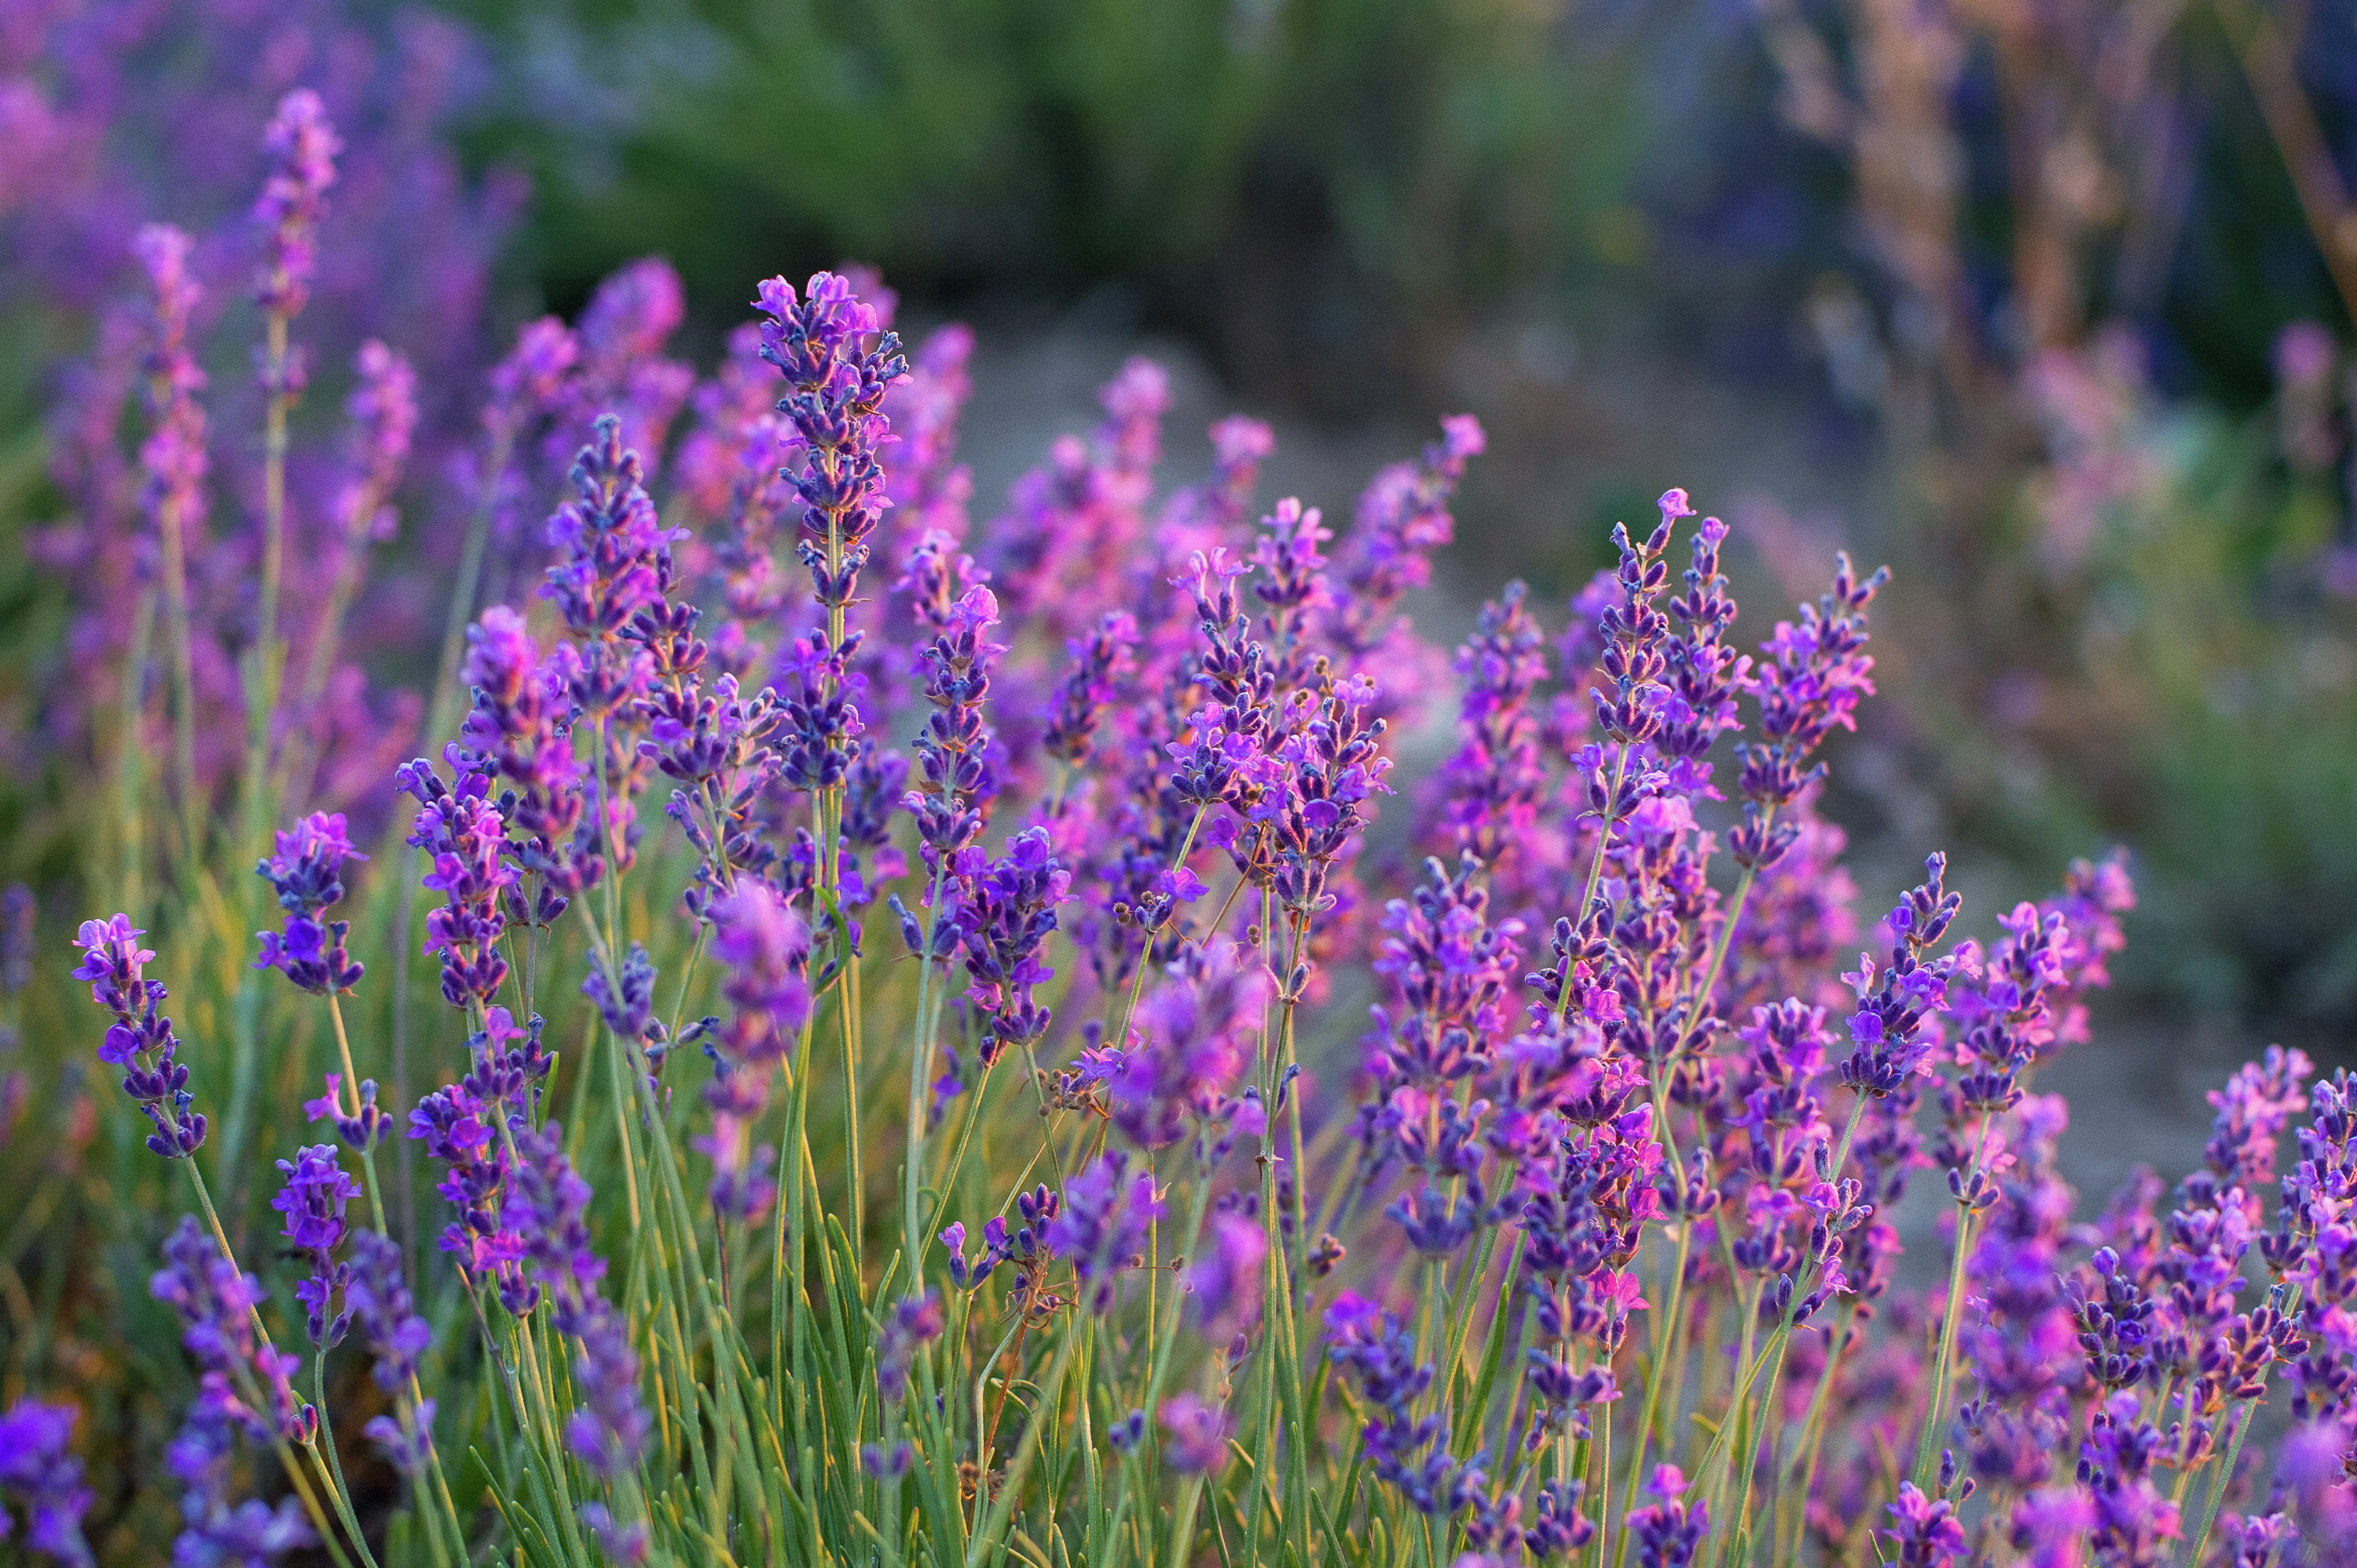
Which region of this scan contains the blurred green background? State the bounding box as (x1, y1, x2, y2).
(13, 0, 2357, 1053)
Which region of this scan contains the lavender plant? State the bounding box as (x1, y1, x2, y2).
(6, 92, 2357, 1568)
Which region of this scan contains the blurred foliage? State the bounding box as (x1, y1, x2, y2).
(1922, 361, 2357, 1036)
(453, 0, 1672, 401)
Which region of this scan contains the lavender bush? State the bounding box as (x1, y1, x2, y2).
(4, 90, 2355, 1568)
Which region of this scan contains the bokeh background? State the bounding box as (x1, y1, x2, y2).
(8, 0, 2357, 1192)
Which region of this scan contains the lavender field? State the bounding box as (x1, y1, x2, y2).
(2, 3, 2357, 1567)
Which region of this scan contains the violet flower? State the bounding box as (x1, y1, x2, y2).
(1624, 1466, 1706, 1568)
(949, 828, 1069, 1068)
(395, 753, 518, 1010)
(1731, 551, 1886, 870)
(755, 269, 907, 626)
(254, 811, 367, 995)
(0, 1398, 94, 1568)
(874, 1291, 944, 1404)
(1325, 1291, 1458, 1513)
(1107, 939, 1272, 1154)
(1186, 1214, 1267, 1351)
(271, 1144, 358, 1346)
(252, 88, 340, 354)
(71, 914, 205, 1158)
(149, 1216, 309, 1445)
(346, 1230, 431, 1396)
(1045, 1151, 1164, 1311)
(1836, 855, 1966, 1097)
(1157, 1394, 1233, 1474)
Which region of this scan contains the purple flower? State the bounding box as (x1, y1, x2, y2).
(874, 1291, 944, 1405)
(271, 1145, 358, 1346)
(1884, 1482, 1967, 1568)
(579, 1501, 651, 1565)
(346, 1231, 431, 1398)
(163, 1381, 313, 1568)
(149, 1217, 308, 1445)
(903, 584, 1006, 872)
(0, 1398, 93, 1567)
(1326, 414, 1484, 681)
(1157, 1394, 1233, 1474)
(1837, 855, 1967, 1097)
(2, 884, 36, 998)
(1186, 1214, 1267, 1349)
(1432, 581, 1551, 874)
(713, 881, 812, 1061)
(755, 269, 907, 623)
(1625, 1466, 1706, 1568)
(949, 828, 1069, 1066)
(1045, 1151, 1164, 1311)
(328, 338, 416, 546)
(1732, 551, 1886, 869)
(254, 812, 367, 995)
(251, 89, 339, 333)
(1109, 939, 1272, 1152)
(408, 1072, 531, 1312)
(1325, 1291, 1459, 1511)
(459, 605, 595, 903)
(70, 914, 205, 1158)
(396, 755, 518, 1009)
(1042, 610, 1141, 770)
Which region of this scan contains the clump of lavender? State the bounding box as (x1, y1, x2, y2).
(35, 156, 2357, 1567)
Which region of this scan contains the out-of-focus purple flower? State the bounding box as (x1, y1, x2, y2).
(149, 1216, 309, 1445)
(271, 1144, 358, 1346)
(163, 1380, 313, 1568)
(713, 881, 812, 1062)
(252, 88, 339, 339)
(1108, 939, 1271, 1153)
(1045, 1151, 1164, 1311)
(981, 357, 1167, 636)
(0, 1398, 94, 1568)
(566, 258, 692, 472)
(328, 339, 416, 541)
(71, 914, 206, 1158)
(1157, 1394, 1233, 1474)
(874, 1291, 944, 1405)
(1431, 581, 1550, 876)
(578, 1501, 651, 1566)
(346, 1230, 431, 1397)
(133, 222, 209, 537)
(2007, 1487, 2095, 1568)
(1042, 610, 1141, 772)
(1326, 414, 1484, 682)
(2, 884, 36, 998)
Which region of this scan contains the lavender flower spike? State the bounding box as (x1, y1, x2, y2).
(71, 915, 206, 1158)
(255, 812, 368, 995)
(0, 1398, 94, 1567)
